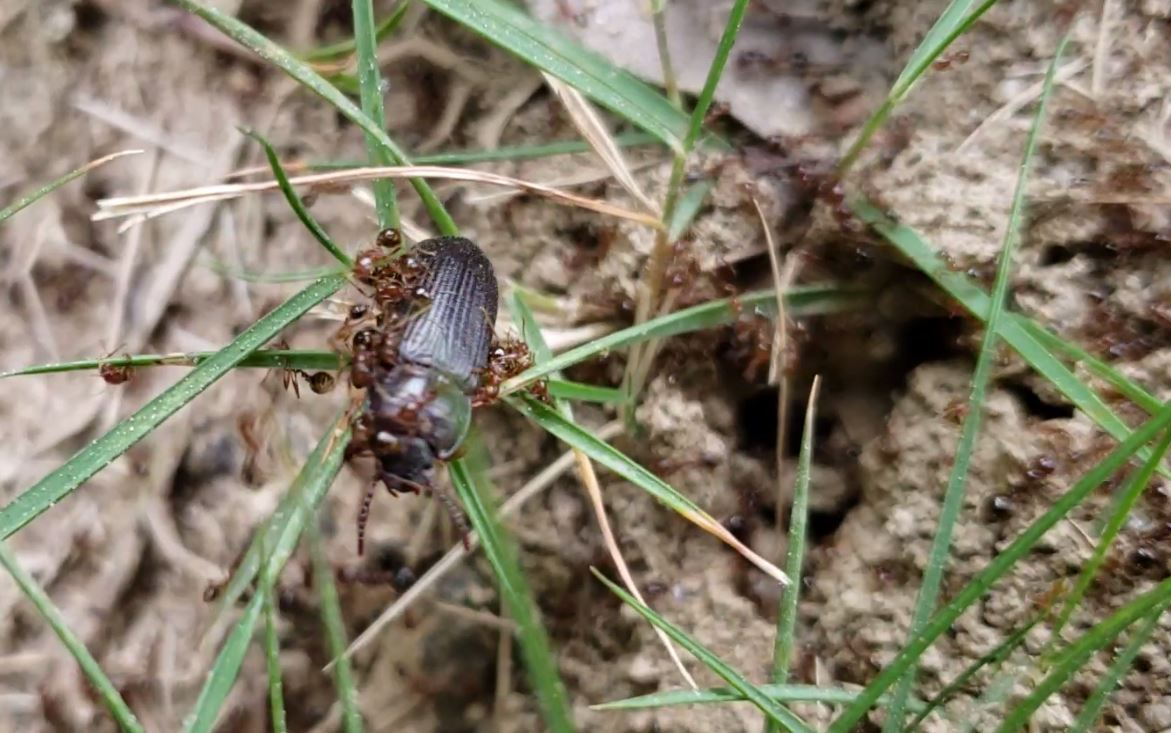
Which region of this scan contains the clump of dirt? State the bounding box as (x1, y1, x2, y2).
(1, 1, 1170, 732)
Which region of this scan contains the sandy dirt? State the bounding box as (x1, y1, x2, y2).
(1, 1, 1169, 732)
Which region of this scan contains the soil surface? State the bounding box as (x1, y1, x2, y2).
(1, 1, 1169, 732)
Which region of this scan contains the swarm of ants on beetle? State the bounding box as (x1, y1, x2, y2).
(297, 229, 545, 556)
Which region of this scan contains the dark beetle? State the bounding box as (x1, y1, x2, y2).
(348, 236, 498, 550)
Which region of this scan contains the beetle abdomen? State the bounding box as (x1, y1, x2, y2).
(398, 237, 498, 387)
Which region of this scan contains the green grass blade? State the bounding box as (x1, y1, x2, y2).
(185, 422, 349, 733)
(680, 0, 746, 154)
(302, 0, 409, 61)
(907, 614, 1041, 730)
(308, 524, 364, 733)
(206, 419, 349, 625)
(507, 394, 783, 581)
(0, 540, 146, 733)
(351, 0, 398, 229)
(827, 399, 1171, 732)
(996, 580, 1171, 733)
(507, 395, 708, 519)
(1, 349, 342, 379)
(592, 570, 814, 732)
(203, 258, 347, 284)
(546, 379, 624, 404)
(244, 129, 352, 266)
(595, 683, 924, 712)
(0, 276, 345, 539)
(510, 291, 556, 366)
(666, 181, 712, 242)
(174, 0, 455, 235)
(501, 285, 865, 394)
(1071, 597, 1171, 733)
(882, 37, 1066, 731)
(839, 0, 999, 171)
(186, 594, 264, 733)
(325, 72, 361, 96)
(418, 0, 695, 152)
(0, 150, 139, 224)
(771, 379, 819, 695)
(447, 458, 576, 732)
(260, 538, 288, 733)
(849, 203, 1168, 478)
(1020, 319, 1161, 413)
(1053, 426, 1171, 638)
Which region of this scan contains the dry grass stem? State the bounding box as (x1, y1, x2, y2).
(543, 72, 660, 214)
(94, 165, 664, 228)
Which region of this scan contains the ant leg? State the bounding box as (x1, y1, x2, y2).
(356, 479, 378, 556)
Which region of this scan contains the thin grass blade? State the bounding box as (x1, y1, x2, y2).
(849, 203, 1167, 478)
(447, 457, 576, 732)
(592, 570, 814, 732)
(501, 285, 865, 394)
(510, 291, 697, 688)
(839, 0, 999, 171)
(418, 0, 693, 152)
(244, 129, 352, 266)
(666, 181, 712, 242)
(1071, 597, 1171, 733)
(308, 524, 363, 732)
(185, 594, 264, 733)
(507, 394, 787, 584)
(260, 537, 288, 733)
(0, 541, 146, 733)
(882, 37, 1066, 731)
(1052, 426, 1171, 640)
(351, 0, 398, 229)
(202, 258, 347, 284)
(0, 150, 141, 223)
(185, 421, 349, 733)
(1021, 318, 1161, 413)
(907, 613, 1043, 731)
(679, 0, 746, 154)
(204, 418, 349, 628)
(0, 276, 345, 539)
(595, 684, 925, 712)
(770, 378, 820, 699)
(302, 0, 409, 61)
(827, 399, 1171, 732)
(1, 349, 342, 380)
(545, 379, 624, 404)
(173, 0, 456, 234)
(996, 579, 1171, 733)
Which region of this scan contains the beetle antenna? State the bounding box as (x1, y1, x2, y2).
(431, 482, 471, 550)
(356, 480, 377, 556)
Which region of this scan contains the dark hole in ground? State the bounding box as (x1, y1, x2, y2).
(892, 315, 967, 375)
(736, 386, 835, 457)
(1002, 381, 1076, 420)
(73, 1, 108, 31)
(1040, 244, 1077, 266)
(808, 502, 858, 541)
(760, 494, 860, 542)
